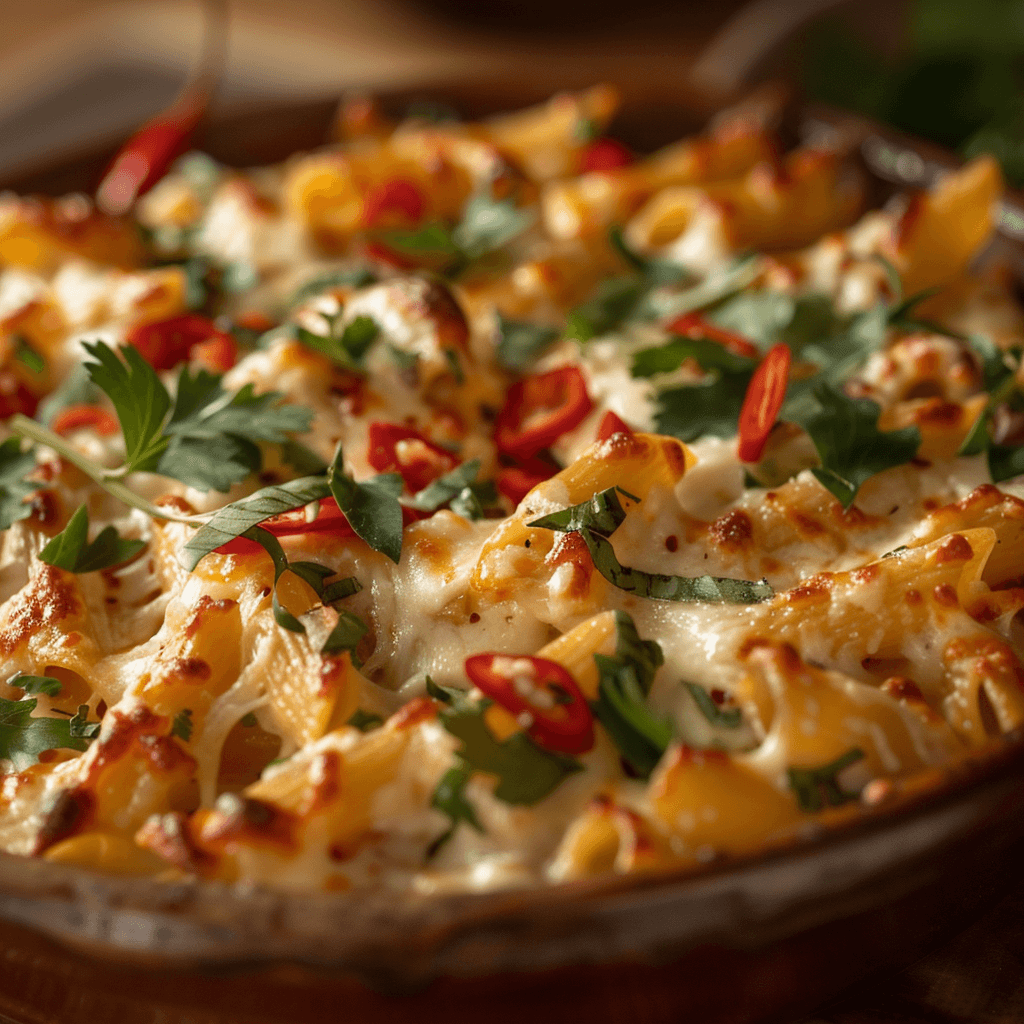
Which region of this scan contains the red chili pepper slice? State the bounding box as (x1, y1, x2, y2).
(0, 375, 38, 420)
(495, 458, 558, 505)
(361, 179, 426, 229)
(581, 137, 633, 173)
(666, 312, 760, 360)
(596, 410, 633, 442)
(96, 90, 208, 216)
(126, 314, 235, 371)
(51, 405, 119, 437)
(362, 239, 421, 272)
(367, 422, 459, 493)
(495, 366, 593, 460)
(464, 653, 594, 756)
(737, 343, 791, 463)
(192, 333, 238, 374)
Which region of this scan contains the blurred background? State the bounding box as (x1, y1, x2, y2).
(5, 0, 1024, 186)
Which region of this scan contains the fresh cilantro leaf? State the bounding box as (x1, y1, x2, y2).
(437, 694, 583, 804)
(0, 697, 99, 770)
(632, 336, 758, 378)
(707, 291, 795, 347)
(347, 708, 384, 732)
(9, 675, 62, 697)
(608, 227, 688, 287)
(638, 253, 760, 322)
(380, 223, 463, 267)
(13, 336, 44, 374)
(0, 437, 38, 530)
(297, 314, 381, 371)
(528, 488, 774, 604)
(171, 708, 193, 742)
(591, 611, 671, 778)
(407, 460, 498, 519)
(180, 476, 332, 570)
(683, 681, 741, 728)
(452, 192, 533, 260)
(322, 610, 368, 658)
(83, 341, 171, 473)
(787, 748, 865, 812)
(320, 575, 362, 605)
(158, 368, 313, 492)
(327, 446, 403, 563)
(427, 761, 483, 857)
(39, 505, 146, 573)
(566, 277, 644, 342)
(653, 377, 752, 443)
(789, 384, 921, 508)
(291, 267, 377, 305)
(495, 314, 559, 371)
(69, 704, 101, 740)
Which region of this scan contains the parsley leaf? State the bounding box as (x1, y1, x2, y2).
(171, 708, 193, 742)
(0, 437, 38, 531)
(787, 748, 865, 812)
(437, 694, 584, 804)
(291, 267, 378, 306)
(0, 697, 99, 770)
(180, 476, 332, 570)
(789, 384, 921, 508)
(632, 336, 757, 378)
(608, 227, 689, 287)
(39, 504, 146, 573)
(495, 314, 559, 371)
(591, 611, 671, 778)
(566, 277, 645, 342)
(83, 341, 171, 473)
(10, 675, 62, 697)
(327, 446, 404, 563)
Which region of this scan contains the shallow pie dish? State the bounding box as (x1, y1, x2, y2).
(0, 84, 1023, 1024)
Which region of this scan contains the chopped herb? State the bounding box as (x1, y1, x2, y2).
(495, 314, 559, 371)
(0, 697, 100, 771)
(529, 487, 773, 604)
(683, 681, 741, 728)
(327, 445, 404, 564)
(427, 761, 483, 858)
(789, 384, 921, 508)
(291, 267, 378, 305)
(180, 476, 332, 570)
(320, 575, 362, 605)
(566, 277, 644, 342)
(632, 336, 758, 378)
(13, 336, 44, 374)
(436, 691, 583, 805)
(0, 437, 39, 531)
(787, 748, 865, 812)
(608, 227, 688, 287)
(426, 676, 460, 704)
(408, 460, 498, 519)
(347, 708, 384, 732)
(240, 712, 258, 727)
(9, 675, 62, 697)
(591, 612, 671, 778)
(638, 253, 760, 322)
(39, 505, 146, 573)
(322, 609, 368, 660)
(296, 314, 380, 371)
(171, 708, 194, 742)
(279, 440, 328, 476)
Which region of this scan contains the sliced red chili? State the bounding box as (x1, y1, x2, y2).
(234, 311, 276, 333)
(737, 343, 791, 463)
(361, 179, 425, 229)
(96, 90, 208, 215)
(126, 314, 235, 371)
(581, 137, 633, 173)
(367, 422, 459, 493)
(495, 366, 593, 460)
(0, 375, 38, 420)
(666, 312, 760, 360)
(192, 333, 238, 373)
(51, 405, 119, 437)
(465, 653, 594, 756)
(596, 410, 633, 442)
(362, 239, 420, 272)
(496, 458, 558, 505)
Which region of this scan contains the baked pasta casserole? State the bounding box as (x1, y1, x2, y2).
(0, 86, 1019, 894)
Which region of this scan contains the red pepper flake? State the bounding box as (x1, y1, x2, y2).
(581, 138, 633, 173)
(737, 343, 790, 463)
